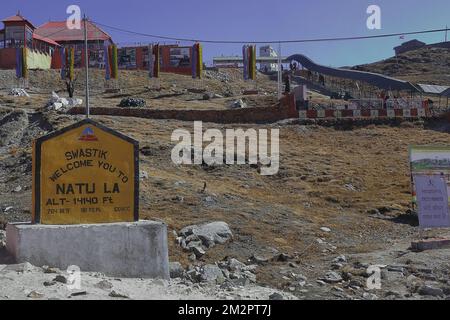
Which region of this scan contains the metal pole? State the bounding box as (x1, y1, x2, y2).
(84, 14, 90, 118)
(277, 42, 282, 100)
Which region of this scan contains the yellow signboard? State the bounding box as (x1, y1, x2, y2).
(32, 119, 139, 225)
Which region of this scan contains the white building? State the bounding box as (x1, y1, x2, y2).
(259, 45, 278, 72)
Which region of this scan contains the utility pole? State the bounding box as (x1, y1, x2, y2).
(277, 42, 282, 100)
(446, 25, 448, 42)
(84, 14, 90, 118)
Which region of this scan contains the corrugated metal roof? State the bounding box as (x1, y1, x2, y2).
(32, 33, 60, 46)
(441, 88, 450, 97)
(213, 56, 288, 62)
(417, 84, 450, 95)
(34, 21, 111, 42)
(288, 54, 419, 91)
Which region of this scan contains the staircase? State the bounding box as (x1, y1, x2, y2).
(291, 76, 344, 99)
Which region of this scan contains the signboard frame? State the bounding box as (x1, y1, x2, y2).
(413, 174, 450, 229)
(409, 145, 450, 229)
(32, 119, 139, 224)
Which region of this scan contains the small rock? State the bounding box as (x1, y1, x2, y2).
(53, 275, 67, 284)
(139, 170, 149, 180)
(363, 292, 378, 300)
(333, 255, 347, 263)
(9, 88, 30, 97)
(222, 268, 230, 279)
(13, 186, 22, 193)
(70, 291, 87, 297)
(200, 264, 225, 283)
(320, 227, 332, 233)
(322, 271, 343, 284)
(173, 195, 184, 203)
(387, 265, 405, 273)
(185, 234, 200, 243)
(331, 263, 344, 270)
(275, 253, 292, 262)
(42, 266, 59, 274)
(227, 258, 246, 272)
(230, 99, 247, 109)
(249, 255, 269, 265)
(231, 277, 250, 286)
(242, 264, 258, 273)
(140, 146, 153, 156)
(169, 262, 184, 279)
(269, 292, 284, 300)
(95, 280, 113, 290)
(27, 291, 44, 299)
(186, 240, 203, 251)
(189, 253, 197, 262)
(109, 290, 129, 299)
(119, 97, 146, 108)
(333, 286, 344, 292)
(43, 281, 56, 287)
(67, 98, 83, 106)
(192, 246, 206, 258)
(418, 285, 444, 297)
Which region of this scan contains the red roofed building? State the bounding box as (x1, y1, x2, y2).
(35, 20, 113, 68)
(35, 20, 112, 44)
(1, 12, 113, 69)
(1, 12, 59, 51)
(0, 11, 62, 69)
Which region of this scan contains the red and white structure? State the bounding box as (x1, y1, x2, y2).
(299, 99, 431, 120)
(299, 108, 430, 120)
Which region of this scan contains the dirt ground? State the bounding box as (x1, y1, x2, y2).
(1, 68, 450, 300)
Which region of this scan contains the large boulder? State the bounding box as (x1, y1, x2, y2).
(180, 221, 233, 248)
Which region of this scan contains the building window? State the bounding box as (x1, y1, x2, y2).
(5, 26, 25, 48)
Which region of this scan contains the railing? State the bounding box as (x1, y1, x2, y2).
(348, 98, 424, 110)
(299, 107, 431, 120)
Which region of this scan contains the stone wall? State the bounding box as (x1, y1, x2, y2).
(68, 94, 298, 124)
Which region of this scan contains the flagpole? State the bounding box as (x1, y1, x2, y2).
(84, 14, 90, 119)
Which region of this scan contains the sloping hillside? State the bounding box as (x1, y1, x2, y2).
(353, 47, 450, 86)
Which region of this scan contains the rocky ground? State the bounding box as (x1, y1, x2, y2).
(0, 261, 295, 300)
(1, 66, 450, 300)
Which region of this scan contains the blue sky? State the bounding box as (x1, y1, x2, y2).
(4, 0, 450, 66)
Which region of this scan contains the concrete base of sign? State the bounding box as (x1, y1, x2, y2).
(411, 237, 450, 252)
(6, 220, 169, 279)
